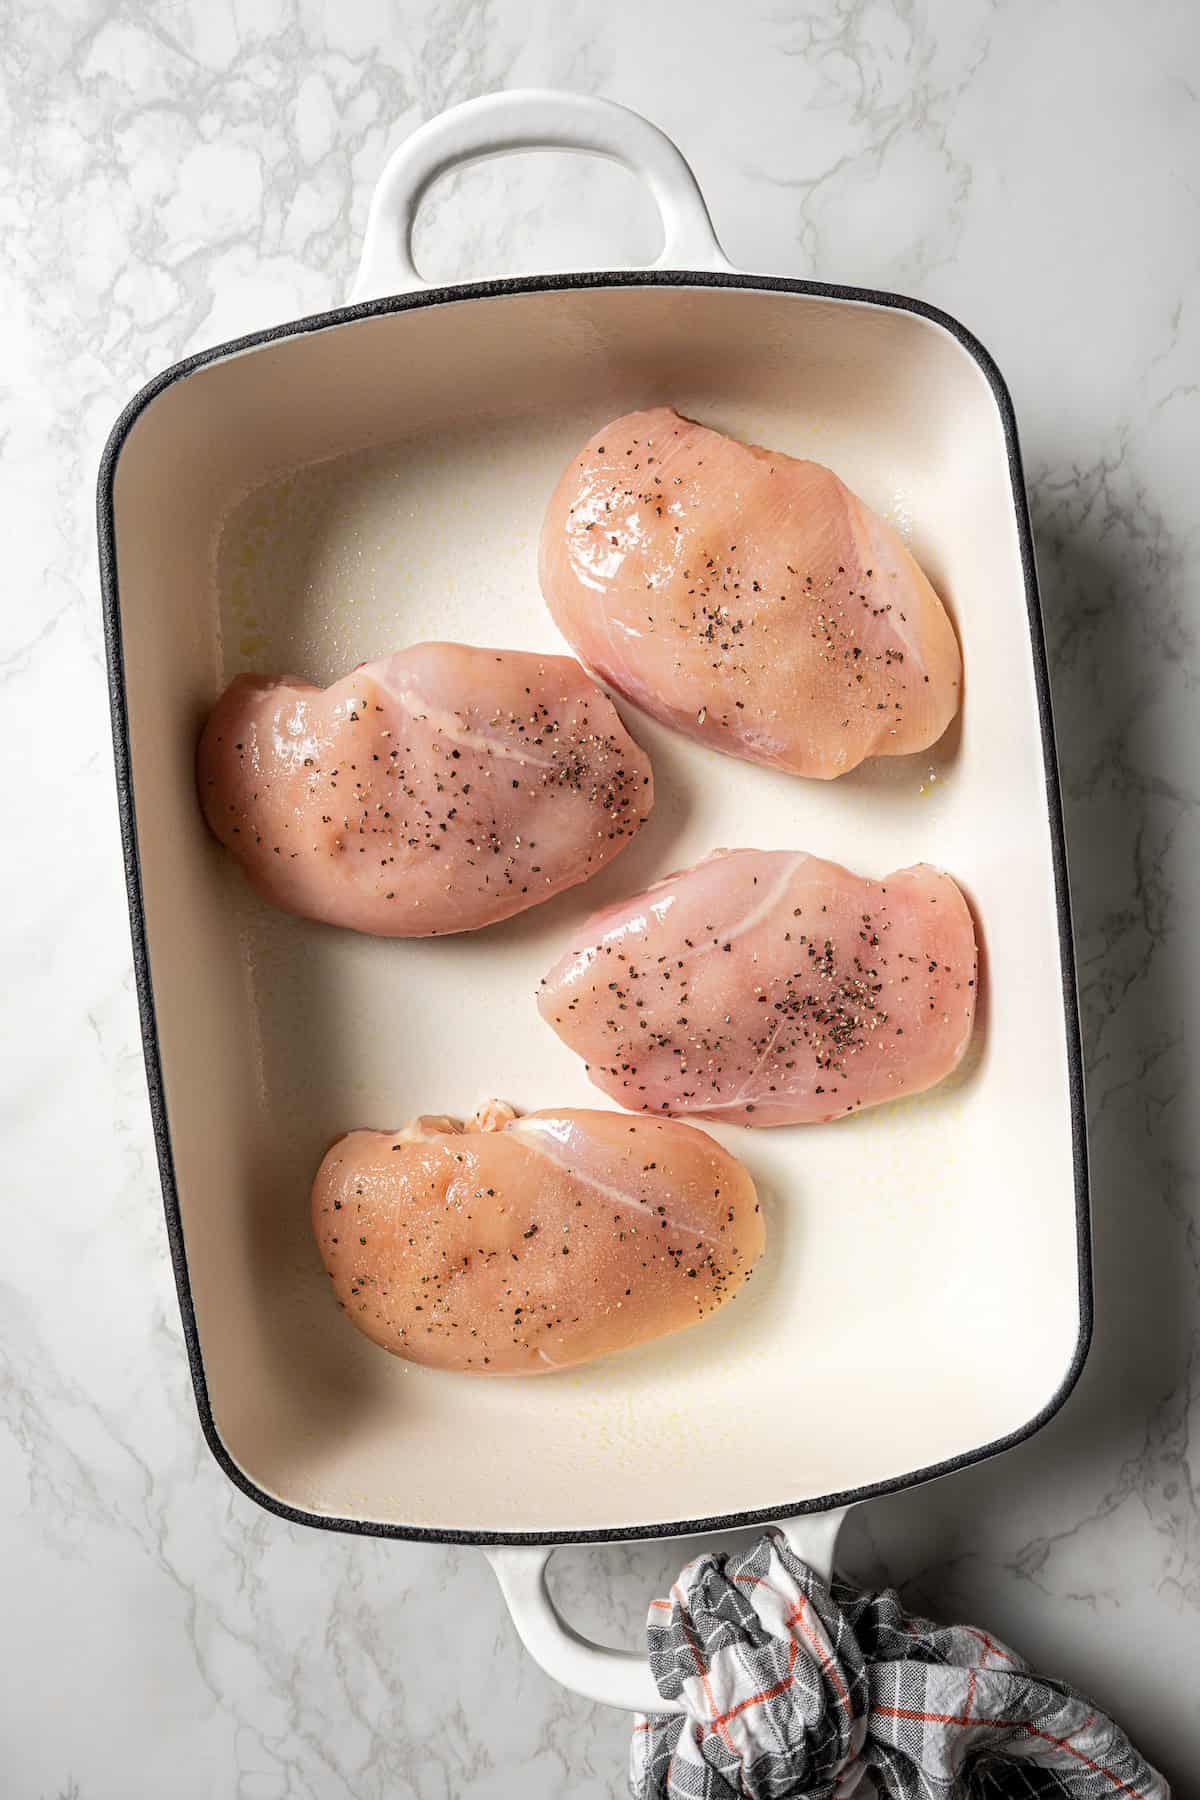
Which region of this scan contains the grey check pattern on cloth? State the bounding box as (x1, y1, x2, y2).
(629, 1530, 1168, 1800)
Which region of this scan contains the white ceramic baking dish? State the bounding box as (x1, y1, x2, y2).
(100, 91, 1090, 1713)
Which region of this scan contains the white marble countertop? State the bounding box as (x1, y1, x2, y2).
(3, 1, 1196, 1793)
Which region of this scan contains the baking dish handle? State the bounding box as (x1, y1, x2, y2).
(350, 88, 733, 302)
(484, 1508, 848, 1714)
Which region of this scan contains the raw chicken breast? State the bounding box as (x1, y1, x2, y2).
(197, 642, 652, 936)
(539, 849, 977, 1125)
(312, 1103, 762, 1374)
(540, 407, 962, 778)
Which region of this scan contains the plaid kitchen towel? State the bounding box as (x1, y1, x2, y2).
(630, 1529, 1167, 1799)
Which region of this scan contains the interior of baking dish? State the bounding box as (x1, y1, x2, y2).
(104, 279, 1088, 1540)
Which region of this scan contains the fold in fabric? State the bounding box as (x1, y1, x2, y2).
(630, 1530, 1168, 1800)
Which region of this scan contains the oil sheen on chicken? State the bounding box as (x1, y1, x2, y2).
(197, 642, 653, 936)
(540, 407, 962, 778)
(312, 1103, 762, 1374)
(539, 849, 977, 1125)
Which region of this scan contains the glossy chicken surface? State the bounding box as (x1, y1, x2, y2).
(197, 642, 653, 936)
(539, 850, 977, 1125)
(312, 1103, 762, 1374)
(540, 407, 962, 778)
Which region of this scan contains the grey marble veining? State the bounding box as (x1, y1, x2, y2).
(2, 0, 1197, 1793)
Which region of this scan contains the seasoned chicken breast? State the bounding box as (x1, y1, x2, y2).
(197, 642, 653, 936)
(312, 1103, 762, 1374)
(539, 849, 977, 1125)
(540, 407, 961, 778)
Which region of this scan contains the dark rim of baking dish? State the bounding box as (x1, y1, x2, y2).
(98, 269, 1093, 1547)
